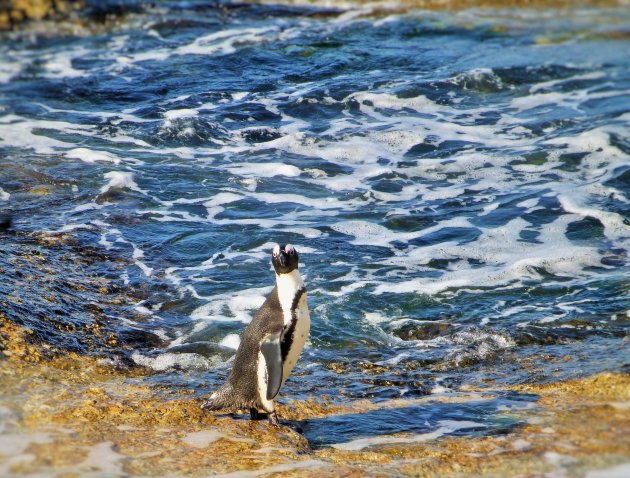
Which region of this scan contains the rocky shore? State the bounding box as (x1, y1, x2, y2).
(1, 0, 626, 30)
(2, 315, 629, 477)
(0, 0, 82, 29)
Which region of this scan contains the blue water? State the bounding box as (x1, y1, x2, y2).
(302, 391, 538, 448)
(1, 0, 629, 447)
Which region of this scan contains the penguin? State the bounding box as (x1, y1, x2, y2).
(202, 244, 310, 425)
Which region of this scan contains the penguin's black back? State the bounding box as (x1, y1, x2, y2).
(218, 286, 284, 409)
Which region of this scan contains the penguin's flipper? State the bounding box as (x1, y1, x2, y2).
(260, 331, 283, 401)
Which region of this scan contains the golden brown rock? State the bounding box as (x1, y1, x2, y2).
(2, 321, 629, 477)
(0, 0, 83, 29)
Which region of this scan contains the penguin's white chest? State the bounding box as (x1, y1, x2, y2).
(281, 292, 310, 385)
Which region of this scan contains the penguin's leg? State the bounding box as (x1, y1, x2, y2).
(250, 408, 261, 420)
(267, 410, 279, 426)
(261, 398, 279, 426)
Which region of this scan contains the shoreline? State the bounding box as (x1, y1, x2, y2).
(1, 0, 627, 31)
(2, 319, 629, 477)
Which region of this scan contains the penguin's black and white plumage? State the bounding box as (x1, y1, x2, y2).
(202, 244, 310, 425)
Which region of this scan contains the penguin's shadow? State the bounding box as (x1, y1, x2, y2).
(296, 391, 538, 449)
(214, 412, 306, 434)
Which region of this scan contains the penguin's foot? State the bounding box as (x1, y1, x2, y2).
(250, 408, 262, 420)
(288, 422, 304, 434)
(267, 411, 279, 427)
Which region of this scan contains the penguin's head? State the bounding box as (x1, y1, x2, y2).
(271, 244, 299, 275)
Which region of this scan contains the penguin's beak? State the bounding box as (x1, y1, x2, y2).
(278, 252, 288, 267)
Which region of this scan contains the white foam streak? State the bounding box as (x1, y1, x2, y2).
(131, 352, 215, 371)
(332, 217, 471, 248)
(0, 60, 21, 84)
(163, 108, 199, 121)
(190, 286, 271, 323)
(253, 191, 345, 209)
(332, 420, 485, 451)
(174, 25, 301, 57)
(0, 114, 92, 154)
(66, 147, 121, 165)
(97, 223, 153, 277)
(331, 220, 407, 246)
(43, 54, 86, 79)
(559, 195, 629, 241)
(375, 215, 605, 295)
(227, 162, 301, 178)
(529, 71, 606, 93)
(100, 171, 141, 194)
(46, 223, 95, 234)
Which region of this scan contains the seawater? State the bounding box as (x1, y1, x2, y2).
(1, 0, 629, 450)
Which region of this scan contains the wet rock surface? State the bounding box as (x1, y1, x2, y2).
(1, 319, 629, 476)
(0, 231, 161, 360)
(392, 320, 452, 341)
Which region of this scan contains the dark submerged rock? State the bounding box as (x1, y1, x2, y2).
(393, 321, 452, 341)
